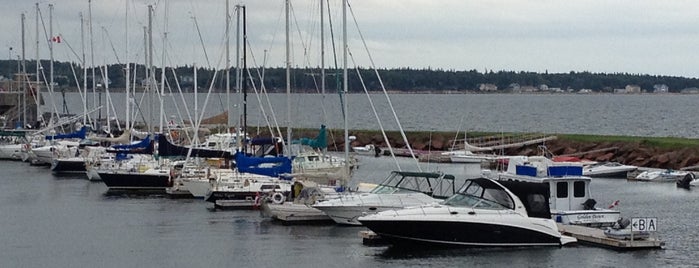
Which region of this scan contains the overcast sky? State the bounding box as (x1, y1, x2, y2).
(3, 0, 699, 78)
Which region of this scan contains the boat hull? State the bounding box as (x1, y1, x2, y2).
(360, 219, 563, 247)
(98, 171, 170, 191)
(51, 158, 86, 174)
(261, 202, 332, 223)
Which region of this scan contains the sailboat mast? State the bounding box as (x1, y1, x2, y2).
(285, 0, 291, 152)
(235, 4, 242, 150)
(80, 13, 87, 126)
(89, 0, 96, 128)
(124, 0, 130, 130)
(342, 0, 349, 174)
(104, 64, 110, 131)
(160, 1, 168, 133)
(147, 5, 154, 133)
(35, 3, 40, 127)
(320, 0, 325, 96)
(225, 0, 231, 131)
(21, 13, 26, 127)
(242, 5, 247, 152)
(49, 4, 54, 124)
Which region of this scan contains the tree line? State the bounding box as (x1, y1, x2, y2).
(1, 60, 697, 93)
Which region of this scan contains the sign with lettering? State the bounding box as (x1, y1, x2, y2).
(631, 217, 657, 232)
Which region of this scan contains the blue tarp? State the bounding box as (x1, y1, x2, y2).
(107, 135, 153, 155)
(45, 127, 87, 140)
(112, 135, 151, 150)
(234, 152, 292, 178)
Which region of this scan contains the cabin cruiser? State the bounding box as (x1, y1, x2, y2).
(583, 162, 637, 178)
(358, 178, 577, 247)
(635, 169, 689, 182)
(312, 171, 462, 225)
(483, 155, 620, 227)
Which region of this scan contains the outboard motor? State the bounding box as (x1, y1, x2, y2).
(676, 173, 695, 189)
(613, 217, 631, 230)
(582, 198, 597, 210)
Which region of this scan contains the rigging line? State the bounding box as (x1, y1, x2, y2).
(245, 63, 276, 140)
(348, 1, 421, 169)
(246, 40, 283, 140)
(325, 0, 341, 151)
(348, 49, 401, 171)
(164, 51, 194, 140)
(163, 69, 193, 143)
(101, 26, 123, 64)
(191, 15, 211, 68)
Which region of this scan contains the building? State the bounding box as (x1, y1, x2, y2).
(625, 85, 641, 94)
(653, 84, 669, 93)
(478, 83, 497, 92)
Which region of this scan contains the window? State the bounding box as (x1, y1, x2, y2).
(573, 181, 586, 197)
(557, 182, 568, 198)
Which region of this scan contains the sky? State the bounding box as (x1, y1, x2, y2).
(2, 0, 699, 78)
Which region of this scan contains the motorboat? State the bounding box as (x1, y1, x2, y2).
(312, 171, 463, 225)
(583, 162, 637, 178)
(352, 144, 379, 156)
(484, 155, 620, 227)
(204, 170, 292, 209)
(441, 150, 495, 164)
(675, 173, 698, 189)
(358, 178, 577, 247)
(260, 180, 342, 223)
(635, 169, 689, 182)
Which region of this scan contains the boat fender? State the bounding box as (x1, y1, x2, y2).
(271, 192, 286, 204)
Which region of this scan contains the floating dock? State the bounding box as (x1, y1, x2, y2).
(360, 225, 665, 250)
(556, 223, 664, 250)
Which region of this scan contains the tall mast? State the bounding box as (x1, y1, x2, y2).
(235, 5, 242, 148)
(124, 0, 130, 130)
(160, 1, 168, 133)
(21, 13, 26, 127)
(89, 0, 96, 128)
(35, 3, 40, 126)
(285, 0, 291, 153)
(342, 0, 349, 176)
(242, 5, 247, 152)
(225, 0, 231, 131)
(143, 26, 147, 131)
(80, 13, 87, 126)
(147, 5, 154, 133)
(104, 64, 110, 131)
(320, 0, 325, 96)
(49, 4, 55, 125)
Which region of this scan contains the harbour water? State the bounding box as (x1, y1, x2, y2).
(56, 92, 699, 138)
(1, 154, 698, 267)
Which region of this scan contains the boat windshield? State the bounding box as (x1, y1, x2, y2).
(442, 179, 514, 210)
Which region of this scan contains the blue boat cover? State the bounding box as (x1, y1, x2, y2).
(157, 135, 232, 159)
(46, 127, 87, 140)
(107, 135, 153, 155)
(234, 152, 292, 178)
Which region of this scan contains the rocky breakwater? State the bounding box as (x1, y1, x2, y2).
(321, 129, 699, 170)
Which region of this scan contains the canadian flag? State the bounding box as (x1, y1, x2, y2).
(608, 200, 620, 209)
(51, 36, 61, 43)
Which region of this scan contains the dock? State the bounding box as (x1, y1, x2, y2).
(360, 225, 665, 250)
(556, 223, 664, 250)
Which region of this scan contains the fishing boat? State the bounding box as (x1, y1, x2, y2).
(484, 155, 620, 227)
(358, 177, 577, 247)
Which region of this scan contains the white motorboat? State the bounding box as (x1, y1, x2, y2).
(358, 178, 577, 247)
(205, 170, 292, 209)
(312, 171, 463, 225)
(484, 155, 620, 227)
(635, 169, 688, 182)
(260, 180, 342, 223)
(583, 162, 637, 178)
(352, 144, 379, 156)
(0, 143, 24, 160)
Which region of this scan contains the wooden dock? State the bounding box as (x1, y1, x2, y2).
(556, 223, 664, 250)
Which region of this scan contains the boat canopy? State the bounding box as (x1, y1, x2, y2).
(45, 127, 87, 140)
(157, 135, 232, 159)
(234, 152, 292, 178)
(292, 125, 327, 149)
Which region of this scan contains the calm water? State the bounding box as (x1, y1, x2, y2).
(55, 92, 699, 138)
(1, 155, 698, 267)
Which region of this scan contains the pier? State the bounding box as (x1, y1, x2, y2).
(556, 224, 665, 250)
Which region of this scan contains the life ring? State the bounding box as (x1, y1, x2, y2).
(271, 192, 286, 204)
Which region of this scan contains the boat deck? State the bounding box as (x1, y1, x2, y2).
(556, 223, 664, 250)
